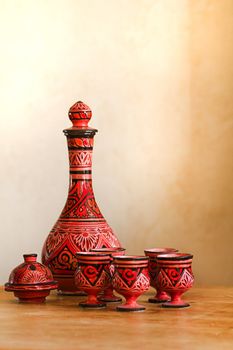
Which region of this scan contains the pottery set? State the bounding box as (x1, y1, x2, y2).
(5, 101, 194, 310)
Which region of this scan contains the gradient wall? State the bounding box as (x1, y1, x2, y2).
(1, 0, 232, 285)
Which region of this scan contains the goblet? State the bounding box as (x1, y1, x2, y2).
(144, 248, 178, 303)
(91, 247, 126, 302)
(75, 252, 111, 309)
(156, 253, 194, 308)
(112, 256, 150, 312)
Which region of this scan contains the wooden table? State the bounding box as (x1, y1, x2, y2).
(0, 286, 232, 350)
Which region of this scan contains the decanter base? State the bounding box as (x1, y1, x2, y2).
(55, 274, 85, 296)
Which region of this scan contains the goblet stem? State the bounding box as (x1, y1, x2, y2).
(124, 296, 140, 307)
(86, 293, 98, 304)
(162, 290, 190, 308)
(148, 289, 170, 303)
(98, 286, 122, 303)
(117, 295, 145, 311)
(79, 291, 106, 308)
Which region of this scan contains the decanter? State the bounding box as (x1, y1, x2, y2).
(42, 101, 121, 294)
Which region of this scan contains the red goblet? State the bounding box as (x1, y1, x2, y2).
(75, 252, 111, 309)
(156, 253, 194, 308)
(144, 248, 178, 303)
(112, 256, 150, 312)
(91, 247, 126, 302)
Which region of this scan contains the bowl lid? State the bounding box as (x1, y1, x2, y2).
(5, 254, 58, 291)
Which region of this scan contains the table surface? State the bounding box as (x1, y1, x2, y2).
(0, 286, 232, 350)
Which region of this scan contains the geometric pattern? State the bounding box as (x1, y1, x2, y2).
(158, 268, 194, 290)
(113, 269, 150, 293)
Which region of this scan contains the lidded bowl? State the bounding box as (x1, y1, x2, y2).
(5, 254, 58, 303)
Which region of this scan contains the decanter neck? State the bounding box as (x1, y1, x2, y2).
(64, 129, 97, 182)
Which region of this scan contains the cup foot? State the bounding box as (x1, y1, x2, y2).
(162, 301, 190, 308)
(79, 301, 106, 309)
(116, 304, 145, 312)
(98, 295, 122, 303)
(148, 297, 170, 303)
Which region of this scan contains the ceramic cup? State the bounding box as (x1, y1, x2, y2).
(156, 253, 194, 308)
(144, 248, 178, 303)
(91, 247, 126, 302)
(75, 252, 112, 309)
(112, 256, 150, 312)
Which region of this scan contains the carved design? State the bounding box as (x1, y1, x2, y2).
(69, 151, 92, 167)
(68, 138, 93, 148)
(148, 260, 159, 288)
(60, 181, 102, 219)
(43, 221, 120, 273)
(158, 267, 194, 290)
(49, 246, 78, 271)
(113, 268, 150, 292)
(8, 261, 54, 285)
(75, 263, 111, 290)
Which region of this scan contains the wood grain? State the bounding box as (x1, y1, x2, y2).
(0, 287, 232, 350)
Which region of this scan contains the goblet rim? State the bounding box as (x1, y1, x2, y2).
(144, 248, 178, 255)
(90, 247, 126, 253)
(113, 255, 149, 261)
(76, 252, 111, 258)
(156, 253, 193, 261)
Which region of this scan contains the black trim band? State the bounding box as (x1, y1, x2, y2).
(68, 146, 93, 151)
(63, 128, 98, 137)
(70, 170, 92, 174)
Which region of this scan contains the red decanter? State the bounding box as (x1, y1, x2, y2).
(42, 101, 121, 294)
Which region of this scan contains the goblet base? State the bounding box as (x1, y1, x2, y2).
(79, 301, 106, 309)
(98, 295, 122, 303)
(116, 304, 145, 312)
(148, 296, 170, 303)
(162, 301, 190, 308)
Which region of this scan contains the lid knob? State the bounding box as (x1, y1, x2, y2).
(68, 101, 92, 127)
(23, 254, 37, 263)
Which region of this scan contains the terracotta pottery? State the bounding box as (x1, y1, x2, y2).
(112, 256, 150, 312)
(91, 247, 126, 302)
(5, 254, 58, 303)
(42, 101, 121, 294)
(156, 253, 194, 308)
(75, 252, 112, 308)
(144, 248, 178, 303)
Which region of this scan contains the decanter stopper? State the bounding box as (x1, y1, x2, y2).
(68, 101, 92, 128)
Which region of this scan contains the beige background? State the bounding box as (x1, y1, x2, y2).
(0, 0, 233, 285)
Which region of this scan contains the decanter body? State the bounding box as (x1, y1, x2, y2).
(42, 101, 121, 293)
